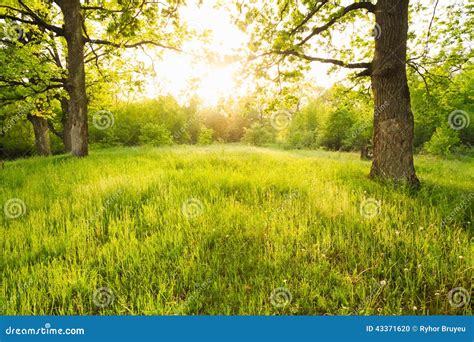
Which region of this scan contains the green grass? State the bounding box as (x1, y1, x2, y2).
(1, 145, 472, 315)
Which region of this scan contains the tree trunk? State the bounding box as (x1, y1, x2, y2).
(370, 0, 419, 186)
(60, 96, 72, 152)
(28, 115, 51, 156)
(55, 0, 88, 157)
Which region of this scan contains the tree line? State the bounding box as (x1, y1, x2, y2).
(1, 0, 472, 187)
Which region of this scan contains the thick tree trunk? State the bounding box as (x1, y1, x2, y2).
(28, 115, 51, 156)
(56, 0, 88, 157)
(370, 0, 419, 186)
(60, 96, 72, 152)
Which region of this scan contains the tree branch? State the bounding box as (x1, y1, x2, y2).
(289, 0, 329, 36)
(16, 0, 64, 36)
(274, 49, 371, 69)
(298, 1, 375, 46)
(85, 38, 182, 53)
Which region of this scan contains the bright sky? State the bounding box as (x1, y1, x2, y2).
(126, 0, 455, 107)
(131, 2, 342, 107)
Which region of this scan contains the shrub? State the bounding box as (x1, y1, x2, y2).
(319, 108, 355, 151)
(198, 126, 214, 145)
(241, 124, 275, 146)
(138, 123, 173, 146)
(424, 126, 461, 156)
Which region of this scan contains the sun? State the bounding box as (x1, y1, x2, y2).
(132, 2, 339, 107)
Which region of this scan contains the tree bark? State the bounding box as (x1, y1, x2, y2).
(60, 96, 72, 152)
(370, 0, 419, 186)
(55, 0, 88, 157)
(28, 115, 51, 156)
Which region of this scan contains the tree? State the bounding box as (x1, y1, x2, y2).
(0, 23, 64, 156)
(237, 0, 470, 186)
(1, 0, 186, 156)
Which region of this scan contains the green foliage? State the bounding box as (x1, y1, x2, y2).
(88, 97, 198, 148)
(287, 102, 320, 149)
(241, 123, 275, 146)
(1, 145, 472, 314)
(319, 108, 356, 151)
(423, 126, 461, 156)
(197, 126, 214, 145)
(139, 123, 173, 147)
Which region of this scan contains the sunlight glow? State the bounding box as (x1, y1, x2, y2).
(132, 3, 344, 106)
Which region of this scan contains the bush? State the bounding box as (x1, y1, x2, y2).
(286, 104, 320, 149)
(287, 129, 319, 149)
(319, 108, 355, 151)
(343, 120, 372, 151)
(138, 123, 173, 146)
(241, 124, 275, 146)
(424, 126, 461, 156)
(198, 126, 214, 145)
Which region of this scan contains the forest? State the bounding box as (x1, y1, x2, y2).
(0, 0, 472, 316)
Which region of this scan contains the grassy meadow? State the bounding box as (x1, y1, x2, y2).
(1, 145, 473, 315)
